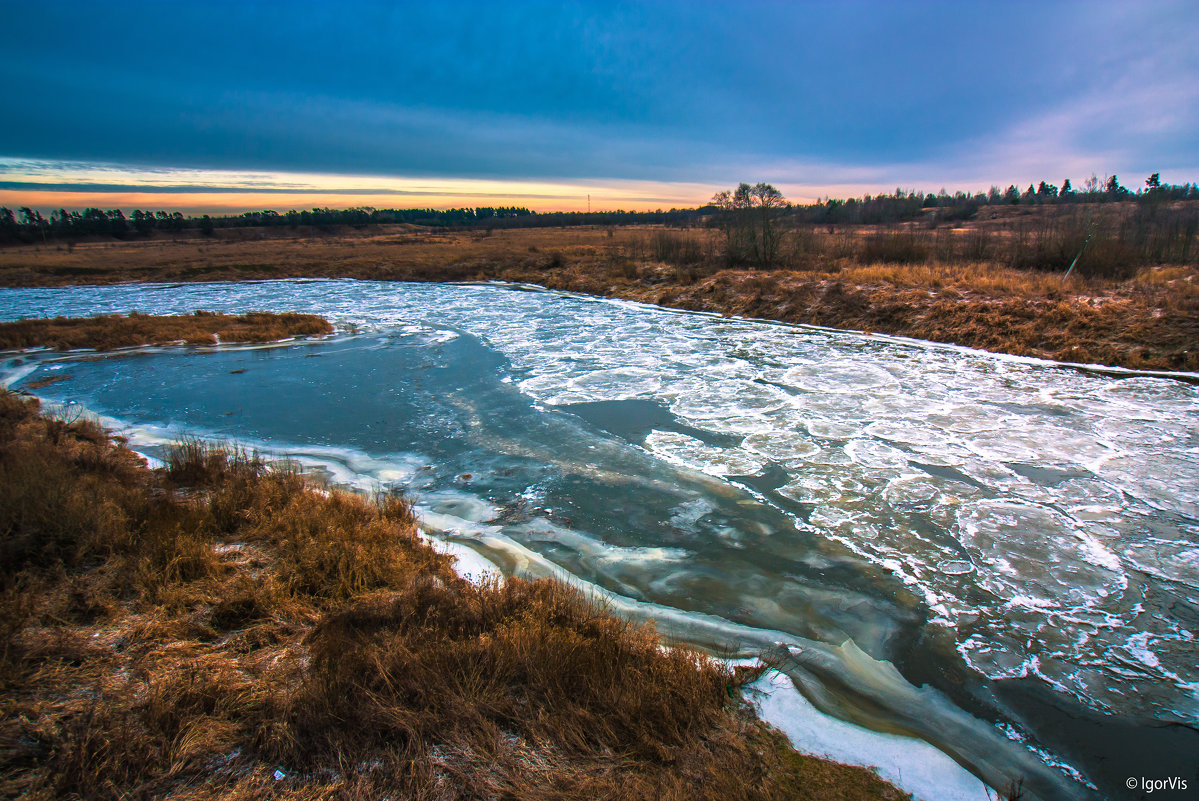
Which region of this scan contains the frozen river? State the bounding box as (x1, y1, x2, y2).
(3, 279, 1197, 800)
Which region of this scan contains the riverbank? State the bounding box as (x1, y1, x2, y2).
(0, 389, 907, 800)
(1, 225, 1195, 371)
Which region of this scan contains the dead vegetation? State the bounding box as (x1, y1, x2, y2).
(0, 311, 333, 352)
(0, 391, 905, 800)
(1, 219, 1192, 370)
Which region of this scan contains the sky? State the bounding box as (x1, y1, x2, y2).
(2, 0, 1197, 213)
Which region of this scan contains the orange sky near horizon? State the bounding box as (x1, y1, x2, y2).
(0, 189, 702, 215)
(0, 165, 742, 215)
(0, 162, 857, 215)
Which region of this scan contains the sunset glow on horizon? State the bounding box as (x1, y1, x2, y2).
(0, 186, 716, 216)
(0, 160, 730, 214)
(0, 159, 935, 215)
(9, 157, 1179, 218)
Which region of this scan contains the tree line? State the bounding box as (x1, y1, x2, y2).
(796, 173, 1199, 226)
(679, 178, 1198, 275)
(0, 205, 539, 243)
(0, 204, 708, 244)
(2, 173, 1196, 246)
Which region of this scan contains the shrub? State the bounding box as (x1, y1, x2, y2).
(859, 232, 930, 264)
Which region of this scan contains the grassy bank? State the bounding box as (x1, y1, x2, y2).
(0, 221, 1194, 371)
(0, 311, 333, 351)
(0, 390, 905, 800)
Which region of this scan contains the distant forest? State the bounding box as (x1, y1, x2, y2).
(2, 173, 1197, 245)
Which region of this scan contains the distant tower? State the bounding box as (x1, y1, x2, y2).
(587, 194, 590, 213)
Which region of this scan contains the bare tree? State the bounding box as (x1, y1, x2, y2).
(711, 182, 788, 267)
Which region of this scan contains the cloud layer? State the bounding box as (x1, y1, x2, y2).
(2, 0, 1195, 209)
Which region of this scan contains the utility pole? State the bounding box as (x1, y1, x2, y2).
(587, 194, 590, 214)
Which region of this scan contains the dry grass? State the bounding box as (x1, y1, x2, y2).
(1, 222, 1192, 370)
(0, 311, 332, 351)
(0, 391, 905, 800)
(0, 225, 625, 287)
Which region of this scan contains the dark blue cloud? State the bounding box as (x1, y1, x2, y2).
(2, 0, 1196, 184)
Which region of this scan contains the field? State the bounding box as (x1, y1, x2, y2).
(1, 210, 1195, 372)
